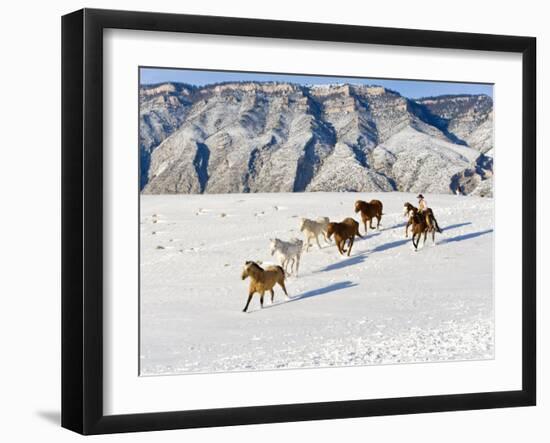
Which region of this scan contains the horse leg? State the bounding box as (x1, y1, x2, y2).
(347, 236, 354, 256)
(243, 291, 254, 312)
(260, 291, 265, 308)
(423, 230, 428, 247)
(405, 221, 409, 238)
(339, 239, 346, 255)
(315, 234, 322, 249)
(295, 254, 300, 276)
(270, 289, 275, 303)
(363, 220, 368, 236)
(412, 233, 418, 251)
(377, 214, 382, 229)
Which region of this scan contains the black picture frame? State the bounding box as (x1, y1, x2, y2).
(62, 8, 536, 435)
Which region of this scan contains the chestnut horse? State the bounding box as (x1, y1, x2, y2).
(408, 211, 436, 250)
(354, 199, 383, 235)
(403, 202, 441, 237)
(326, 217, 363, 256)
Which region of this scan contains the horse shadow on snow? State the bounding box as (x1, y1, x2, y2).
(439, 228, 493, 244)
(317, 252, 368, 272)
(260, 281, 358, 311)
(369, 221, 475, 253)
(291, 280, 358, 301)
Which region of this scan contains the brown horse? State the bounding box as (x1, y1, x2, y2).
(326, 217, 363, 256)
(403, 202, 441, 237)
(403, 202, 418, 238)
(241, 261, 288, 312)
(408, 211, 436, 250)
(354, 200, 383, 235)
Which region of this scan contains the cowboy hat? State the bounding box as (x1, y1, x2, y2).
(417, 194, 424, 199)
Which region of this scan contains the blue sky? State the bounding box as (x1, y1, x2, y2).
(140, 67, 493, 100)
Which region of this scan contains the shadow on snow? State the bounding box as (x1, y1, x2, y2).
(386, 221, 406, 230)
(439, 229, 493, 244)
(441, 221, 472, 231)
(298, 221, 485, 281)
(317, 252, 368, 272)
(258, 281, 358, 312)
(355, 231, 381, 242)
(370, 221, 474, 252)
(291, 280, 358, 301)
(371, 238, 409, 253)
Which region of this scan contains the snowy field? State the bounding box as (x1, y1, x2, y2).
(140, 192, 494, 376)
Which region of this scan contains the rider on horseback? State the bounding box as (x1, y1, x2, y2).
(417, 194, 442, 233)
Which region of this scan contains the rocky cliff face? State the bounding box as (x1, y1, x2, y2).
(139, 83, 195, 189)
(139, 82, 494, 196)
(416, 94, 494, 154)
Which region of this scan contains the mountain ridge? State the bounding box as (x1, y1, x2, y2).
(139, 81, 493, 196)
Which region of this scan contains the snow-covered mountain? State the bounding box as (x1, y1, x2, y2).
(415, 94, 494, 154)
(140, 82, 493, 196)
(139, 83, 195, 189)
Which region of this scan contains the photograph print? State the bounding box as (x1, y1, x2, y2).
(139, 67, 494, 376)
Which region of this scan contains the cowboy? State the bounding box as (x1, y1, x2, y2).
(417, 194, 442, 233)
(417, 194, 428, 213)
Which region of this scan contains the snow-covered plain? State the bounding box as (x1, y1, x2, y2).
(140, 192, 494, 375)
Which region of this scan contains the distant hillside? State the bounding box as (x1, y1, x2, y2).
(139, 82, 493, 196)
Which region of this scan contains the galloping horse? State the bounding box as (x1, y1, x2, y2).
(403, 202, 441, 237)
(326, 217, 363, 256)
(354, 200, 383, 235)
(241, 261, 288, 312)
(407, 210, 437, 251)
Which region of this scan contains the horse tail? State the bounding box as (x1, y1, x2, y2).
(276, 265, 286, 280)
(433, 217, 442, 233)
(425, 210, 442, 233)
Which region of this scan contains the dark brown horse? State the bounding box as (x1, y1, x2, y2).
(354, 200, 383, 235)
(403, 202, 441, 237)
(326, 217, 363, 256)
(403, 202, 418, 238)
(408, 211, 436, 250)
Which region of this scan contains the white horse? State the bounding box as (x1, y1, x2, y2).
(299, 217, 331, 251)
(269, 238, 303, 276)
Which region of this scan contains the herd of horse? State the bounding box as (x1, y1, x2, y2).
(240, 199, 442, 312)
